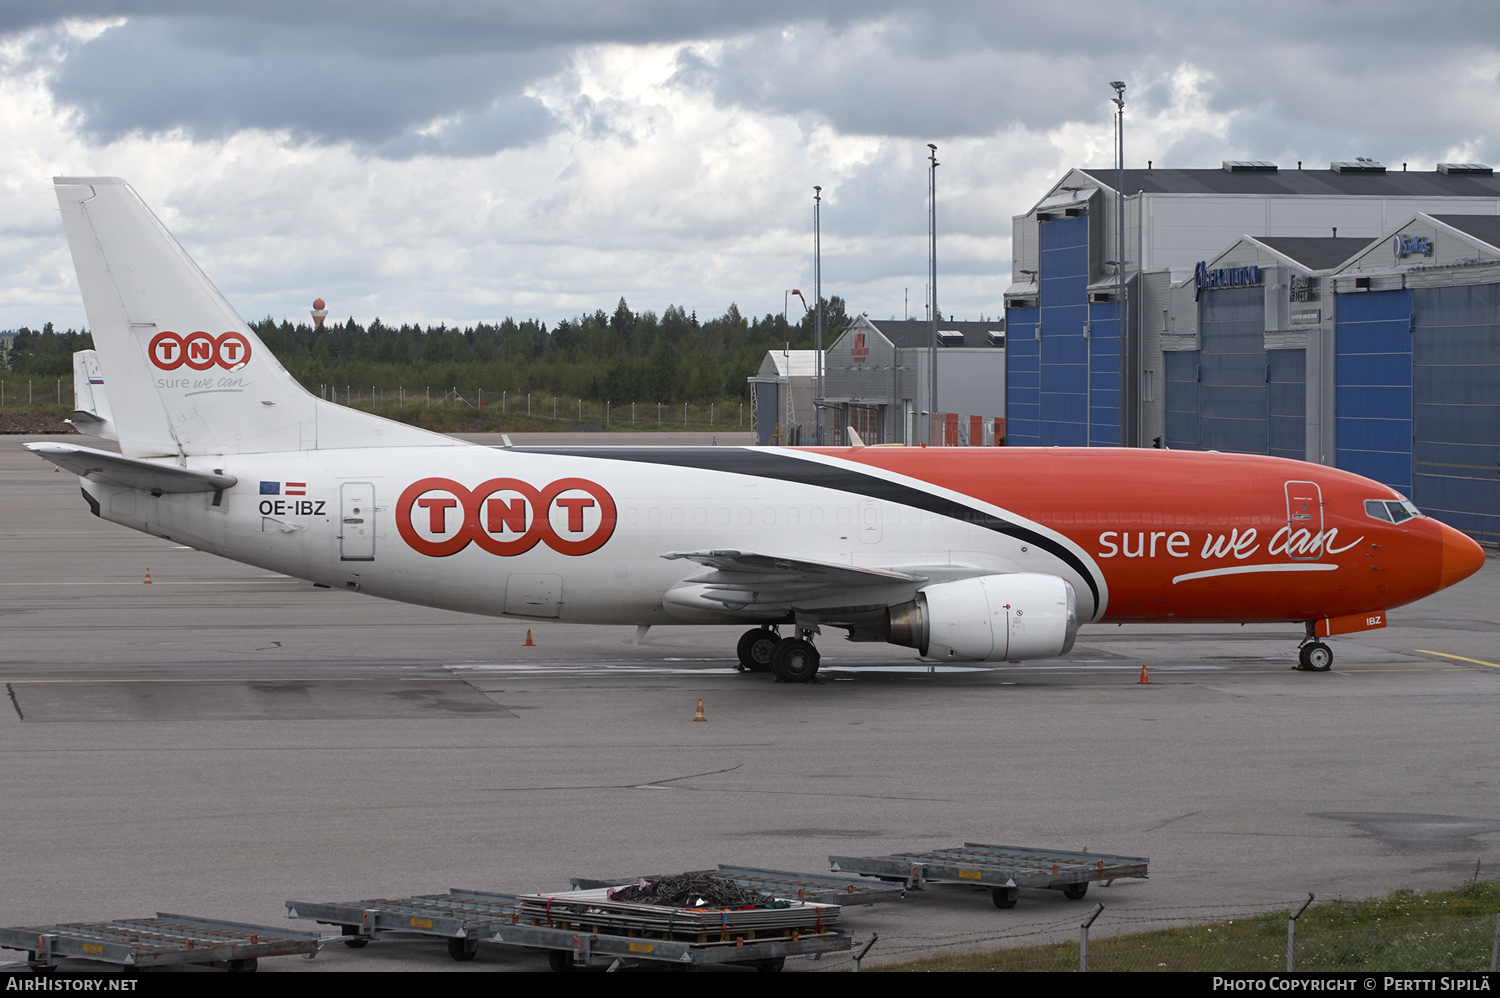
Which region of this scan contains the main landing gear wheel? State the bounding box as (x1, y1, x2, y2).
(1062, 883, 1088, 900)
(771, 638, 820, 683)
(992, 886, 1019, 909)
(736, 627, 778, 673)
(1298, 641, 1333, 672)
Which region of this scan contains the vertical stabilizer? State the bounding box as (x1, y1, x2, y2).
(52, 177, 465, 458)
(66, 350, 116, 440)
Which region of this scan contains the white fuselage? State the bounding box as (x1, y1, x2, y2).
(87, 444, 1083, 626)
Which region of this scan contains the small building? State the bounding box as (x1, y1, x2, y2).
(748, 349, 819, 445)
(821, 316, 1006, 445)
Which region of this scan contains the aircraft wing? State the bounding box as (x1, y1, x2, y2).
(661, 549, 926, 609)
(25, 442, 237, 494)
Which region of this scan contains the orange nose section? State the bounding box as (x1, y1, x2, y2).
(1439, 523, 1486, 591)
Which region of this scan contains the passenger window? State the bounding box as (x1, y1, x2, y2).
(694, 507, 707, 526)
(647, 507, 661, 526)
(810, 508, 825, 525)
(763, 507, 776, 525)
(1364, 500, 1392, 522)
(717, 507, 730, 526)
(786, 507, 800, 525)
(625, 508, 639, 526)
(671, 508, 684, 526)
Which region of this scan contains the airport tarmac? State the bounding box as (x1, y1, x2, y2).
(2, 431, 1497, 972)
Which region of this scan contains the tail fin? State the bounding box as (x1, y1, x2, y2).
(52, 177, 465, 459)
(66, 349, 116, 440)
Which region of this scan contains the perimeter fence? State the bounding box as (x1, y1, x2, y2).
(804, 893, 1500, 973)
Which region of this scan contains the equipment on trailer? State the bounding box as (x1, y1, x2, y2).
(829, 842, 1149, 909)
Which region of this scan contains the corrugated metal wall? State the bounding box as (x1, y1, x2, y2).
(1412, 285, 1500, 543)
(1198, 286, 1272, 454)
(1163, 352, 1200, 448)
(1037, 216, 1089, 445)
(1268, 350, 1307, 460)
(1335, 289, 1413, 496)
(1005, 307, 1041, 444)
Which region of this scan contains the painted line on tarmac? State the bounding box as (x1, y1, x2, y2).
(1416, 649, 1500, 670)
(0, 580, 302, 586)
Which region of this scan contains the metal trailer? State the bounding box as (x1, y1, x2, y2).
(485, 920, 850, 972)
(829, 842, 1149, 909)
(286, 886, 851, 971)
(0, 913, 322, 973)
(285, 889, 519, 961)
(570, 865, 906, 906)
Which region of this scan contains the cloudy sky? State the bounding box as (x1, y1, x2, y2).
(3, 1, 1499, 332)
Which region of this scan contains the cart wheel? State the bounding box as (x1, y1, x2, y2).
(226, 958, 258, 973)
(548, 950, 576, 973)
(1062, 882, 1088, 900)
(992, 886, 1019, 909)
(447, 937, 478, 961)
(755, 957, 786, 973)
(342, 937, 369, 948)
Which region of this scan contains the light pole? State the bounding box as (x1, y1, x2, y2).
(1110, 80, 1127, 447)
(813, 186, 824, 444)
(927, 143, 939, 444)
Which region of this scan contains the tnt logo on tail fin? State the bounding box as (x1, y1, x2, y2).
(51, 177, 467, 459)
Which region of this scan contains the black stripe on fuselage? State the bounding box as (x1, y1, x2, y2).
(512, 446, 1102, 612)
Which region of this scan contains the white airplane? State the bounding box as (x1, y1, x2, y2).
(28, 178, 1484, 682)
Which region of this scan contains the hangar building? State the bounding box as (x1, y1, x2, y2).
(1005, 161, 1500, 544)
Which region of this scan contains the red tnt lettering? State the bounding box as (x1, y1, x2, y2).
(555, 496, 595, 532)
(486, 497, 526, 533)
(189, 340, 212, 361)
(417, 496, 458, 533)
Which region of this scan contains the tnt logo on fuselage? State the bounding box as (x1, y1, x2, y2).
(148, 331, 252, 371)
(397, 477, 617, 558)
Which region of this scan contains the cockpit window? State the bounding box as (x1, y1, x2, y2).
(1365, 498, 1423, 523)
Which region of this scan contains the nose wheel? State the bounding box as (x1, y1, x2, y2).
(1297, 640, 1333, 672)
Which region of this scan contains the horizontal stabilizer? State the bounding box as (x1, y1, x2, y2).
(25, 442, 236, 494)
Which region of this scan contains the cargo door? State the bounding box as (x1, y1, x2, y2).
(1283, 481, 1323, 561)
(505, 574, 563, 618)
(340, 482, 376, 561)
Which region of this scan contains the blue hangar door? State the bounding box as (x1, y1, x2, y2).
(1412, 285, 1500, 545)
(1335, 289, 1413, 497)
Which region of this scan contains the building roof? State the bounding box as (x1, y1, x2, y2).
(1430, 214, 1500, 249)
(1252, 236, 1370, 271)
(758, 349, 819, 378)
(864, 318, 1005, 349)
(1078, 168, 1500, 199)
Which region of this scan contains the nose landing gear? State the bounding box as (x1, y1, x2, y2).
(1297, 641, 1333, 671)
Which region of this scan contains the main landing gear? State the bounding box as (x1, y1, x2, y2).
(735, 626, 821, 683)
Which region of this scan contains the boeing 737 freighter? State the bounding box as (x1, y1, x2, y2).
(27, 178, 1486, 682)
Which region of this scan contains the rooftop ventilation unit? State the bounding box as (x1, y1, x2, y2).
(1437, 163, 1494, 175)
(986, 330, 1007, 348)
(1331, 159, 1386, 174)
(937, 330, 965, 347)
(1222, 161, 1278, 172)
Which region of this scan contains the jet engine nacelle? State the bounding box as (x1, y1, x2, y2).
(888, 573, 1078, 662)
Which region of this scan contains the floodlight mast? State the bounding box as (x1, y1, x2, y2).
(1110, 81, 1127, 446)
(813, 185, 823, 444)
(927, 143, 939, 444)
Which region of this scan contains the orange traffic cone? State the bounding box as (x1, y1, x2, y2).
(143, 568, 152, 584)
(1137, 664, 1150, 684)
(523, 629, 534, 647)
(693, 698, 707, 722)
